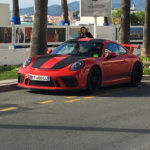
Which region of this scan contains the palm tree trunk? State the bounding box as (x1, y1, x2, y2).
(29, 0, 48, 57)
(61, 0, 70, 25)
(119, 0, 130, 44)
(141, 0, 150, 57)
(12, 0, 20, 24)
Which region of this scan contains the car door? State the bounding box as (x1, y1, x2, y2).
(102, 42, 129, 82)
(117, 44, 130, 77)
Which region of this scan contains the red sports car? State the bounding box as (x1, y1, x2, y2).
(18, 38, 143, 92)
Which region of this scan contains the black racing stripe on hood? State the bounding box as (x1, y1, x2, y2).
(32, 55, 58, 68)
(51, 55, 88, 69)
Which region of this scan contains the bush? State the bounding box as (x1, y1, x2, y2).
(0, 65, 19, 73)
(0, 65, 21, 80)
(140, 56, 150, 62)
(143, 68, 150, 75)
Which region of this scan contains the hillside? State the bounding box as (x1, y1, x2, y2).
(20, 0, 145, 16)
(20, 1, 79, 16)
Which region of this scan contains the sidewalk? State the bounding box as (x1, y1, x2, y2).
(0, 76, 150, 92)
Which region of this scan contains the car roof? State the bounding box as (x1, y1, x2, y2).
(67, 38, 107, 43)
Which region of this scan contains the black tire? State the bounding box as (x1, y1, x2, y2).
(87, 67, 101, 93)
(131, 62, 143, 87)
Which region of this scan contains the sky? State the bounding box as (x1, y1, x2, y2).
(0, 0, 78, 9)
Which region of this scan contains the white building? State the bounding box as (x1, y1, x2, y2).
(0, 3, 10, 25)
(20, 15, 33, 22)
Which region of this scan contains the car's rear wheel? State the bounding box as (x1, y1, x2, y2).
(87, 67, 101, 93)
(131, 62, 142, 87)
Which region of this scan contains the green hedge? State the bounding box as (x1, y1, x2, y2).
(0, 65, 20, 80)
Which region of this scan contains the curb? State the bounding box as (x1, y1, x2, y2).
(142, 75, 150, 80)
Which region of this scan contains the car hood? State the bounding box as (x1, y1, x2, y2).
(32, 55, 88, 69)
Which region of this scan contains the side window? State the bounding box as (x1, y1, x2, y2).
(88, 42, 102, 56)
(104, 43, 119, 57)
(93, 43, 102, 56)
(118, 45, 127, 55)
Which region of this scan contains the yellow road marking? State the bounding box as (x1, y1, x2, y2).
(83, 96, 95, 99)
(0, 107, 18, 112)
(65, 96, 77, 99)
(65, 96, 96, 103)
(65, 99, 81, 103)
(38, 100, 53, 104)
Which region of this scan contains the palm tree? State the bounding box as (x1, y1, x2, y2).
(61, 0, 70, 25)
(12, 0, 20, 24)
(29, 0, 48, 57)
(141, 0, 150, 57)
(119, 0, 130, 44)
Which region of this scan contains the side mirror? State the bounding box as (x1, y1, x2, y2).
(106, 52, 117, 59)
(47, 49, 52, 54)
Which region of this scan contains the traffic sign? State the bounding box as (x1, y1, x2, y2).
(80, 0, 111, 17)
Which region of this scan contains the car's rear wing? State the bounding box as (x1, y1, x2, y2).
(121, 44, 139, 54)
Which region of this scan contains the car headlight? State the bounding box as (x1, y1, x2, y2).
(70, 60, 85, 71)
(22, 58, 32, 68)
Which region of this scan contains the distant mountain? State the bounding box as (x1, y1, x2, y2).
(48, 5, 61, 16)
(20, 1, 79, 16)
(20, 7, 34, 16)
(20, 0, 145, 16)
(68, 1, 79, 12)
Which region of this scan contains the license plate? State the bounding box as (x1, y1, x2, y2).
(30, 75, 50, 81)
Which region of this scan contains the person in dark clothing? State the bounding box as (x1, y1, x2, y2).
(78, 26, 93, 38)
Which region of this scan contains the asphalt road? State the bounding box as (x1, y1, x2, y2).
(0, 81, 150, 150)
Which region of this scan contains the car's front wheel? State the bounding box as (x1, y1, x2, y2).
(87, 67, 101, 93)
(131, 62, 143, 87)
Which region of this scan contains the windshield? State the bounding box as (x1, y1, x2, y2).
(51, 41, 103, 57)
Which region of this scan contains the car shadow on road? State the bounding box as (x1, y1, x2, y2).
(0, 124, 150, 134)
(95, 82, 150, 98)
(29, 88, 88, 96)
(28, 82, 150, 98)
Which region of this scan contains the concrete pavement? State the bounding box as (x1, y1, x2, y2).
(1, 81, 150, 150)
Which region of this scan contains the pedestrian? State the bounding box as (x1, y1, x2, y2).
(78, 26, 93, 38)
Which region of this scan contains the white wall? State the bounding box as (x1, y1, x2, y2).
(0, 3, 10, 25)
(0, 47, 56, 66)
(80, 17, 112, 26)
(80, 17, 104, 26)
(97, 26, 116, 41)
(0, 48, 28, 66)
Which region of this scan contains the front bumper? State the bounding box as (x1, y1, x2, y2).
(18, 68, 87, 90)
